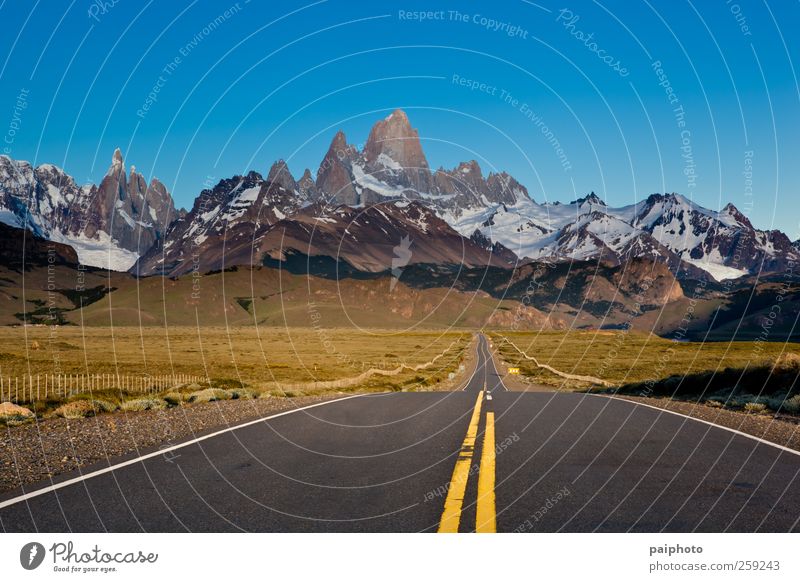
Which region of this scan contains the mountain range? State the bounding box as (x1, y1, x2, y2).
(1, 109, 797, 283)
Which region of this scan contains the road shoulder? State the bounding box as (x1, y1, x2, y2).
(607, 394, 800, 453)
(0, 394, 345, 495)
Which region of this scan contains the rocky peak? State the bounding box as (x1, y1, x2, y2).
(572, 192, 606, 207)
(453, 160, 483, 183)
(109, 148, 125, 175)
(721, 202, 753, 228)
(297, 168, 319, 202)
(486, 172, 529, 205)
(363, 108, 429, 171)
(266, 159, 297, 193)
(128, 165, 147, 202)
(316, 131, 358, 205)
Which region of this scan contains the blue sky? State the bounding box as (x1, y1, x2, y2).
(1, 0, 798, 235)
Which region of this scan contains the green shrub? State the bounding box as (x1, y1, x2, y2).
(120, 398, 167, 412)
(766, 394, 788, 412)
(783, 394, 800, 414)
(188, 388, 231, 403)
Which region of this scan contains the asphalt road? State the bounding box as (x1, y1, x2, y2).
(2, 334, 800, 532)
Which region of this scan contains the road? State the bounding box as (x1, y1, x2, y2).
(2, 334, 800, 532)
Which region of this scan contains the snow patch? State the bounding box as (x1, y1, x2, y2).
(49, 230, 139, 271)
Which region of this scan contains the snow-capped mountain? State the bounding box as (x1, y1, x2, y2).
(443, 190, 797, 281)
(134, 157, 517, 277)
(133, 161, 319, 276)
(0, 150, 175, 270)
(305, 110, 797, 281)
(315, 109, 528, 213)
(3, 109, 796, 281)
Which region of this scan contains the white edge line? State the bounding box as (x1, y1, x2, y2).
(591, 393, 800, 458)
(0, 394, 366, 510)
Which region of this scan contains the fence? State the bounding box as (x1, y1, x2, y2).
(0, 373, 205, 403)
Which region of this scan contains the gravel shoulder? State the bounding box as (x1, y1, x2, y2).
(0, 338, 476, 496)
(610, 395, 800, 453)
(0, 394, 343, 494)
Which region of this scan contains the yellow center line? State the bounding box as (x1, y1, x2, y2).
(437, 392, 483, 533)
(476, 411, 496, 533)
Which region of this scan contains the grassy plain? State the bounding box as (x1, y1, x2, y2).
(0, 326, 471, 414)
(491, 330, 800, 388)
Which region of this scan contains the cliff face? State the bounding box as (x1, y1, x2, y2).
(0, 150, 175, 270)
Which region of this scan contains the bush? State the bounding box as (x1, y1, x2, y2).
(783, 395, 800, 414)
(0, 402, 35, 425)
(227, 388, 257, 400)
(90, 399, 119, 413)
(209, 378, 244, 390)
(163, 392, 186, 406)
(52, 400, 96, 419)
(773, 352, 800, 372)
(705, 399, 723, 408)
(120, 398, 167, 412)
(766, 394, 788, 412)
(744, 402, 767, 414)
(188, 388, 231, 403)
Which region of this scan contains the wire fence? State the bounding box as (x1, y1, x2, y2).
(0, 373, 205, 403)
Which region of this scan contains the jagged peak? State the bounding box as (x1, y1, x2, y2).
(720, 202, 753, 228)
(572, 192, 606, 206)
(455, 160, 482, 177)
(107, 148, 125, 176)
(267, 158, 293, 179)
(266, 159, 297, 192)
(329, 130, 349, 149)
(385, 108, 409, 123)
(364, 108, 428, 171)
(35, 162, 66, 175)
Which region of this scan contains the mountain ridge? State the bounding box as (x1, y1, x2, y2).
(1, 109, 796, 282)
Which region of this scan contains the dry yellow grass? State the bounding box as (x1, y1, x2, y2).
(491, 330, 800, 388)
(0, 326, 470, 392)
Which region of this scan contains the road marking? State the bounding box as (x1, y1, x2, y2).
(486, 394, 492, 401)
(0, 394, 366, 510)
(438, 392, 483, 533)
(476, 411, 496, 533)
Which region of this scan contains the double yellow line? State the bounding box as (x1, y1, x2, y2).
(437, 390, 496, 533)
